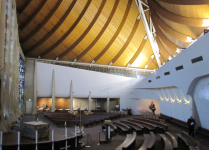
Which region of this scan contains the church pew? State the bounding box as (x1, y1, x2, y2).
(120, 120, 144, 133)
(115, 132, 136, 150)
(159, 132, 178, 150)
(139, 132, 155, 150)
(196, 127, 209, 137)
(176, 131, 197, 148)
(130, 119, 158, 130)
(171, 117, 188, 129)
(113, 122, 131, 133)
(127, 119, 155, 131)
(160, 113, 172, 122)
(136, 118, 169, 131)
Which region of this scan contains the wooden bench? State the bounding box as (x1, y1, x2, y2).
(139, 132, 155, 150)
(128, 119, 155, 131)
(120, 120, 143, 132)
(176, 131, 197, 148)
(171, 117, 188, 129)
(159, 132, 178, 150)
(132, 119, 158, 130)
(189, 141, 201, 150)
(160, 113, 172, 122)
(115, 132, 136, 150)
(196, 127, 209, 137)
(137, 118, 169, 131)
(113, 122, 130, 133)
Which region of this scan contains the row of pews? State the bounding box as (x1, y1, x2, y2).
(44, 112, 122, 127)
(112, 116, 200, 150)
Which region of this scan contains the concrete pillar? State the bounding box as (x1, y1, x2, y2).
(32, 60, 37, 114)
(70, 80, 73, 111)
(51, 70, 55, 112)
(107, 97, 110, 112)
(88, 92, 91, 111)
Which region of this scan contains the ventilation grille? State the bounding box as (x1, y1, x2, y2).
(156, 76, 160, 79)
(191, 56, 203, 64)
(176, 65, 183, 71)
(164, 72, 170, 76)
(148, 80, 152, 83)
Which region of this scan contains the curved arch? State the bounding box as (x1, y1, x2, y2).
(111, 19, 140, 64)
(128, 36, 147, 65)
(93, 0, 133, 63)
(57, 0, 107, 60)
(20, 0, 63, 45)
(24, 0, 77, 56)
(40, 0, 94, 58)
(19, 0, 47, 31)
(152, 18, 180, 53)
(75, 0, 120, 62)
(17, 0, 32, 16)
(157, 0, 209, 5)
(148, 0, 207, 27)
(151, 9, 194, 41)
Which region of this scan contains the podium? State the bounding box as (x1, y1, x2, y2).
(100, 120, 111, 143)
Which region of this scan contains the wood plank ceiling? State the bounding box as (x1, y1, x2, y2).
(16, 0, 209, 70)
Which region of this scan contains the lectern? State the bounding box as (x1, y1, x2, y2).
(103, 120, 111, 140)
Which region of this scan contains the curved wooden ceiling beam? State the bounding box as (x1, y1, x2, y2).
(17, 0, 32, 16)
(93, 0, 133, 63)
(156, 36, 170, 60)
(76, 0, 120, 62)
(128, 36, 147, 65)
(145, 55, 158, 68)
(19, 0, 47, 31)
(57, 0, 106, 60)
(152, 19, 180, 53)
(157, 0, 209, 5)
(24, 0, 77, 56)
(41, 0, 93, 58)
(148, 0, 208, 27)
(151, 9, 193, 41)
(20, 0, 63, 45)
(111, 19, 140, 64)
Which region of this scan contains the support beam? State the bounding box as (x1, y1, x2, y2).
(51, 70, 55, 112)
(148, 0, 208, 27)
(19, 0, 47, 31)
(70, 80, 73, 111)
(93, 0, 132, 63)
(57, 0, 106, 60)
(24, 0, 77, 55)
(111, 19, 140, 65)
(41, 0, 93, 58)
(75, 0, 119, 62)
(135, 0, 161, 68)
(20, 0, 63, 45)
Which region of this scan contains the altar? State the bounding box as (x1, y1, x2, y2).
(20, 121, 49, 139)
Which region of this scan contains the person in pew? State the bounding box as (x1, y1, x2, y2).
(187, 116, 196, 137)
(149, 102, 156, 116)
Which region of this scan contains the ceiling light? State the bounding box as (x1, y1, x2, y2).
(168, 56, 172, 60)
(176, 48, 181, 53)
(202, 19, 209, 26)
(151, 55, 154, 59)
(145, 64, 148, 69)
(186, 37, 194, 42)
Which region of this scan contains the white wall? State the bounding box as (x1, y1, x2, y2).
(193, 76, 209, 129)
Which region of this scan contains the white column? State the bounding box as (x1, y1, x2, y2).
(107, 97, 110, 112)
(32, 59, 37, 114)
(51, 70, 55, 112)
(88, 92, 91, 111)
(70, 80, 73, 111)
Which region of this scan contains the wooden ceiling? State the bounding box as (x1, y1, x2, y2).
(16, 0, 209, 70)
